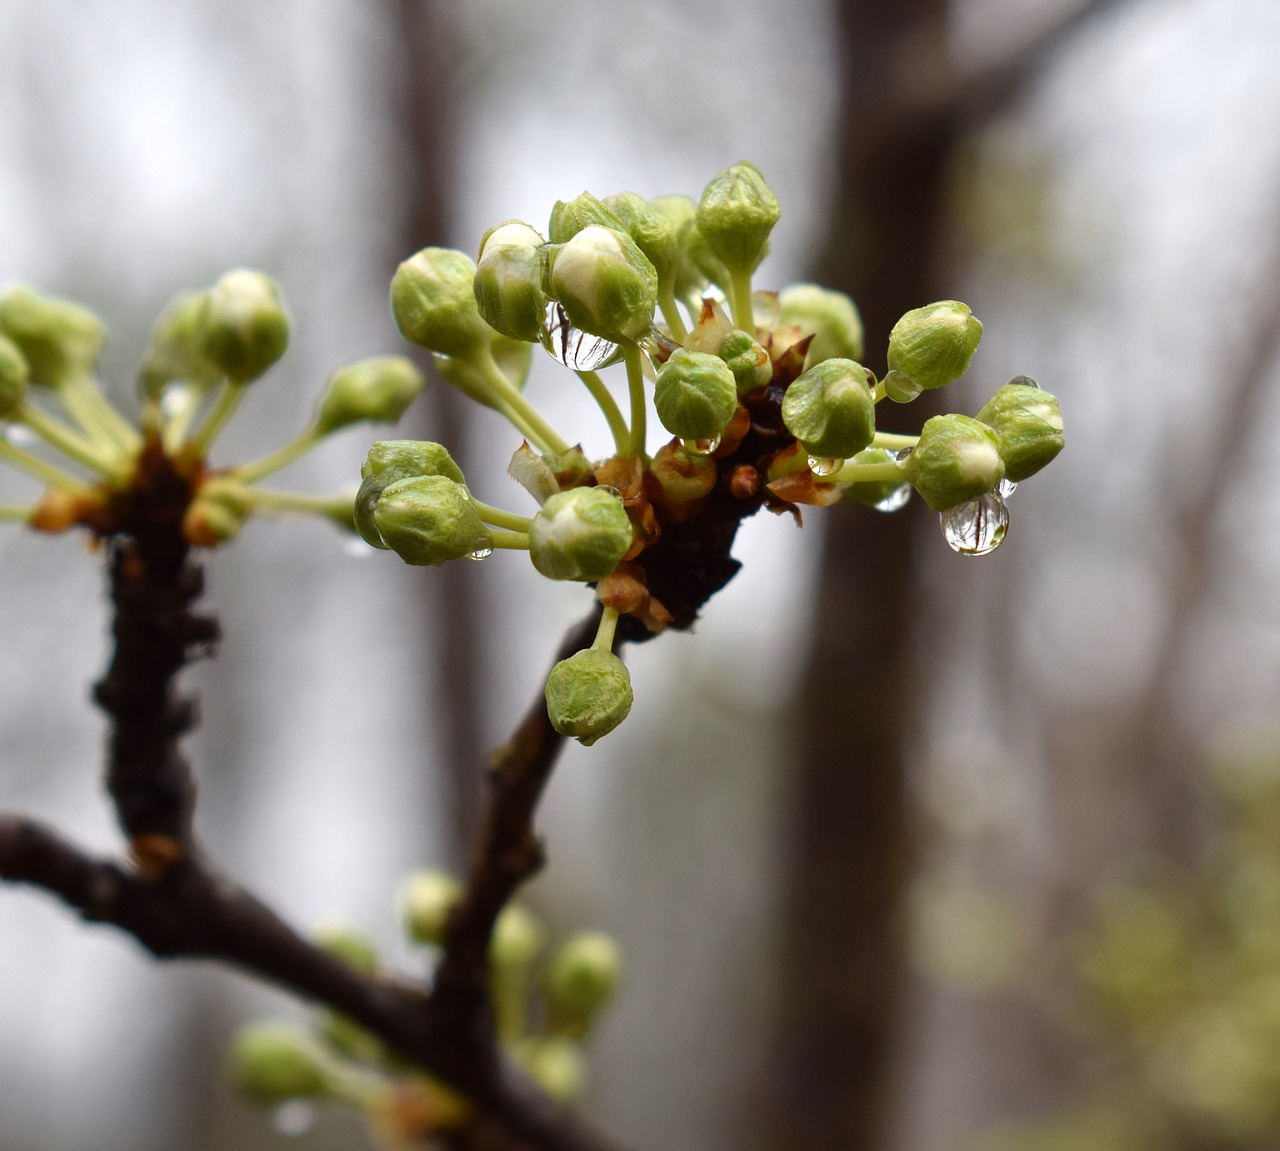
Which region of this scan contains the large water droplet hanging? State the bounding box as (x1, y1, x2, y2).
(467, 546, 494, 561)
(3, 423, 36, 447)
(158, 387, 190, 417)
(271, 1101, 316, 1138)
(541, 302, 619, 371)
(873, 484, 912, 513)
(998, 477, 1017, 499)
(940, 490, 1009, 557)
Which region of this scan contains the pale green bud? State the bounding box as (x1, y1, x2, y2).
(696, 162, 780, 276)
(717, 329, 772, 395)
(514, 1037, 586, 1104)
(975, 379, 1064, 482)
(546, 226, 658, 343)
(0, 333, 29, 418)
(491, 904, 545, 969)
(474, 221, 549, 343)
(546, 931, 621, 1032)
(391, 248, 491, 358)
(229, 1024, 330, 1104)
(371, 474, 493, 566)
(548, 192, 624, 244)
(313, 922, 379, 977)
(654, 348, 738, 440)
(139, 291, 222, 398)
(651, 195, 707, 303)
(314, 356, 425, 435)
(781, 358, 876, 460)
(681, 217, 732, 294)
(402, 870, 464, 946)
(886, 300, 982, 392)
(529, 487, 632, 582)
(544, 647, 633, 746)
(355, 440, 465, 549)
(0, 285, 105, 388)
(200, 270, 289, 383)
(778, 283, 865, 366)
(902, 414, 1005, 512)
(602, 192, 679, 285)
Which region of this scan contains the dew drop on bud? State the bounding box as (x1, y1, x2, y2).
(271, 1101, 315, 1138)
(890, 446, 914, 462)
(681, 435, 721, 457)
(873, 484, 912, 513)
(940, 490, 1009, 556)
(998, 477, 1017, 499)
(807, 456, 842, 478)
(467, 546, 494, 561)
(1007, 374, 1040, 389)
(542, 302, 619, 371)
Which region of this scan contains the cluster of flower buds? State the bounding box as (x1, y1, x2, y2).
(0, 273, 425, 545)
(369, 162, 1064, 745)
(229, 872, 622, 1142)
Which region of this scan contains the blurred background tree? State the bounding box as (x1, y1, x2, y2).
(3, 2, 1280, 1151)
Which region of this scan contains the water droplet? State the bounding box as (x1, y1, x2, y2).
(808, 456, 841, 478)
(541, 302, 619, 371)
(158, 387, 189, 417)
(467, 546, 494, 561)
(998, 477, 1017, 499)
(751, 290, 780, 329)
(341, 536, 374, 559)
(681, 435, 721, 457)
(890, 446, 914, 463)
(873, 484, 912, 513)
(940, 491, 1009, 557)
(3, 423, 35, 447)
(1008, 375, 1039, 389)
(271, 1101, 315, 1138)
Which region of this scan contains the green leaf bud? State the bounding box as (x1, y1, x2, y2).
(529, 487, 632, 582)
(975, 379, 1064, 482)
(546, 930, 621, 1032)
(902, 413, 1005, 512)
(548, 192, 624, 244)
(781, 358, 876, 460)
(402, 869, 464, 946)
(474, 221, 549, 343)
(886, 300, 982, 392)
(695, 161, 780, 276)
(200, 270, 289, 384)
(546, 226, 658, 344)
(139, 291, 223, 398)
(355, 440, 465, 548)
(654, 348, 738, 440)
(314, 356, 425, 435)
(0, 333, 29, 418)
(491, 903, 545, 970)
(0, 284, 105, 388)
(228, 1024, 330, 1105)
(391, 248, 491, 358)
(717, 328, 772, 395)
(371, 474, 493, 566)
(312, 922, 379, 977)
(650, 195, 707, 304)
(778, 283, 865, 366)
(602, 192, 679, 284)
(544, 647, 633, 746)
(514, 1037, 586, 1104)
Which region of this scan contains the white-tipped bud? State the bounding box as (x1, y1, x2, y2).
(474, 221, 549, 343)
(201, 270, 290, 383)
(529, 487, 632, 582)
(391, 248, 491, 358)
(975, 379, 1064, 482)
(902, 414, 1005, 511)
(546, 226, 658, 344)
(781, 358, 876, 460)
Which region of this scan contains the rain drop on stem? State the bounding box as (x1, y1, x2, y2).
(467, 546, 494, 561)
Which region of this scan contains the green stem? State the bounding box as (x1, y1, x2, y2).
(468, 498, 533, 533)
(657, 287, 689, 342)
(872, 380, 887, 404)
(185, 380, 245, 457)
(157, 387, 202, 452)
(592, 605, 620, 653)
(235, 427, 323, 485)
(872, 431, 918, 451)
(60, 374, 141, 453)
(478, 350, 570, 456)
(575, 370, 630, 454)
(728, 266, 755, 332)
(622, 342, 647, 458)
(489, 529, 530, 550)
(0, 436, 88, 489)
(833, 461, 906, 485)
(17, 402, 123, 477)
(247, 487, 353, 521)
(0, 504, 34, 522)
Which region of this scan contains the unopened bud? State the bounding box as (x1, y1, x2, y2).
(544, 647, 633, 746)
(491, 904, 545, 970)
(546, 930, 621, 1034)
(651, 195, 707, 304)
(547, 226, 658, 344)
(602, 192, 680, 287)
(529, 487, 632, 582)
(0, 333, 29, 418)
(696, 162, 780, 276)
(474, 221, 549, 343)
(183, 477, 250, 548)
(654, 348, 737, 441)
(371, 474, 493, 566)
(886, 300, 982, 392)
(975, 379, 1064, 482)
(548, 192, 624, 244)
(139, 291, 221, 397)
(0, 285, 105, 388)
(356, 440, 465, 548)
(201, 270, 289, 383)
(229, 1024, 330, 1105)
(778, 283, 864, 367)
(402, 870, 463, 946)
(781, 358, 876, 460)
(646, 440, 718, 520)
(314, 356, 425, 435)
(392, 248, 491, 358)
(717, 329, 772, 394)
(902, 414, 1004, 511)
(514, 1037, 586, 1104)
(313, 922, 379, 977)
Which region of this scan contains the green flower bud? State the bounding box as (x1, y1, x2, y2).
(546, 930, 621, 1032)
(513, 1037, 586, 1104)
(183, 477, 250, 548)
(602, 192, 679, 285)
(355, 440, 465, 549)
(886, 300, 982, 392)
(544, 647, 633, 746)
(491, 904, 545, 970)
(975, 379, 1064, 482)
(902, 414, 1005, 511)
(651, 195, 707, 304)
(717, 329, 772, 395)
(680, 217, 732, 294)
(529, 487, 632, 582)
(312, 922, 379, 977)
(229, 1024, 330, 1104)
(546, 226, 658, 344)
(371, 474, 493, 566)
(474, 221, 549, 343)
(391, 248, 491, 358)
(778, 283, 865, 366)
(402, 870, 464, 946)
(0, 285, 105, 388)
(695, 161, 780, 276)
(548, 192, 624, 244)
(0, 333, 29, 418)
(781, 358, 876, 460)
(654, 348, 738, 440)
(314, 356, 425, 435)
(200, 270, 289, 383)
(139, 291, 222, 398)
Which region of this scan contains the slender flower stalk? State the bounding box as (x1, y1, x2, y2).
(16, 402, 124, 477)
(728, 267, 755, 333)
(832, 459, 905, 485)
(0, 436, 89, 489)
(622, 343, 647, 458)
(246, 487, 354, 519)
(0, 503, 33, 521)
(592, 605, 620, 652)
(488, 529, 531, 550)
(185, 380, 246, 457)
(58, 374, 141, 454)
(475, 350, 570, 456)
(467, 499, 533, 533)
(575, 370, 630, 455)
(871, 431, 919, 451)
(235, 428, 323, 485)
